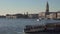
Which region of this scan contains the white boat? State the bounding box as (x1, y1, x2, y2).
(37, 18, 42, 21)
(37, 19, 39, 21)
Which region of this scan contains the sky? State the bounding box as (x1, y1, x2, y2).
(0, 0, 60, 15)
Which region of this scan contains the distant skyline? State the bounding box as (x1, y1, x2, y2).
(0, 0, 60, 15)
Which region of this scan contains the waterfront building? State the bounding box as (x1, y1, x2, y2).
(38, 12, 45, 18)
(39, 2, 60, 19)
(23, 12, 28, 18)
(49, 13, 57, 19)
(57, 12, 60, 19)
(28, 14, 38, 19)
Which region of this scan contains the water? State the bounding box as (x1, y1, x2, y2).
(0, 18, 60, 34)
(0, 18, 42, 34)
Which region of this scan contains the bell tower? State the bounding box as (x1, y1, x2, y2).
(45, 2, 49, 17)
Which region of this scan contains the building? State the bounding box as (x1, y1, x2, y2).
(57, 12, 60, 19)
(39, 2, 60, 19)
(28, 14, 38, 19)
(38, 12, 45, 18)
(23, 12, 29, 18)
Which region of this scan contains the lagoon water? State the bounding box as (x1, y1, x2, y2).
(0, 18, 60, 34)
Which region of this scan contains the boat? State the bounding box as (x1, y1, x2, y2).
(24, 18, 60, 33)
(45, 23, 60, 32)
(37, 19, 39, 21)
(24, 25, 45, 33)
(24, 22, 60, 33)
(37, 18, 42, 21)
